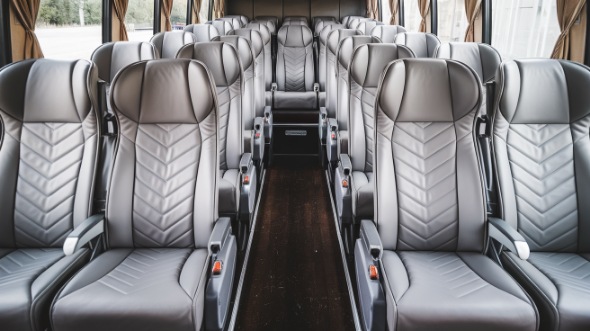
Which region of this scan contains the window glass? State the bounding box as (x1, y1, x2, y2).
(437, 0, 468, 42)
(382, 0, 392, 24)
(172, 0, 188, 30)
(126, 0, 154, 41)
(199, 0, 209, 23)
(492, 0, 561, 59)
(404, 0, 422, 31)
(36, 0, 102, 60)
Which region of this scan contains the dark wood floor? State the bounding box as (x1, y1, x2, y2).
(235, 156, 355, 331)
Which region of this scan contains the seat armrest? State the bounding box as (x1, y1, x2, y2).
(252, 117, 265, 161)
(488, 217, 530, 260)
(319, 107, 328, 142)
(240, 153, 253, 173)
(263, 106, 273, 141)
(209, 217, 232, 254)
(271, 82, 277, 92)
(339, 154, 352, 176)
(63, 214, 105, 256)
(360, 220, 382, 259)
(326, 118, 339, 162)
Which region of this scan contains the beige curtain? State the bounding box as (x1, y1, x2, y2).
(551, 0, 586, 60)
(418, 0, 430, 32)
(113, 0, 129, 41)
(192, 0, 202, 24)
(366, 0, 379, 19)
(9, 0, 43, 59)
(213, 0, 225, 19)
(389, 0, 399, 24)
(161, 0, 174, 31)
(464, 0, 482, 42)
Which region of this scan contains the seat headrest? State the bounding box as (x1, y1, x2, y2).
(184, 24, 220, 41)
(348, 17, 372, 29)
(394, 32, 441, 57)
(216, 17, 242, 30)
(284, 16, 308, 23)
(227, 29, 264, 57)
(209, 20, 233, 35)
(378, 59, 480, 122)
(356, 21, 384, 34)
(251, 20, 276, 34)
(224, 15, 249, 26)
(277, 25, 313, 47)
(337, 36, 381, 69)
(327, 29, 363, 54)
(350, 44, 415, 87)
(177, 42, 241, 88)
(244, 23, 271, 44)
(150, 31, 197, 59)
(0, 59, 96, 123)
(213, 35, 255, 70)
(319, 24, 344, 44)
(111, 59, 216, 124)
(91, 41, 158, 82)
(371, 25, 406, 43)
(315, 20, 338, 35)
(498, 59, 590, 124)
(436, 42, 501, 84)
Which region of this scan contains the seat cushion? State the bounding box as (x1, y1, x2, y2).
(351, 171, 373, 219)
(0, 248, 89, 331)
(382, 251, 538, 331)
(503, 252, 590, 331)
(52, 248, 208, 331)
(219, 169, 240, 215)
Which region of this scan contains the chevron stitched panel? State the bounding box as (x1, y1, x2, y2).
(528, 253, 590, 297)
(0, 249, 63, 290)
(507, 124, 578, 252)
(393, 122, 458, 251)
(215, 80, 240, 170)
(283, 47, 307, 91)
(96, 249, 191, 295)
(133, 124, 200, 247)
(15, 123, 84, 247)
(351, 81, 377, 173)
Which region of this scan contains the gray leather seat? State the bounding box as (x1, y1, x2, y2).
(318, 24, 344, 95)
(354, 20, 384, 35)
(224, 14, 249, 26)
(253, 16, 277, 35)
(216, 17, 242, 30)
(51, 59, 237, 331)
(492, 59, 590, 331)
(177, 43, 257, 243)
(320, 28, 362, 142)
(313, 16, 337, 35)
(342, 15, 363, 28)
(273, 25, 318, 109)
(394, 32, 440, 57)
(355, 58, 539, 331)
(347, 17, 373, 29)
(184, 23, 220, 41)
(150, 31, 197, 58)
(0, 58, 99, 331)
(371, 25, 406, 43)
(208, 19, 233, 36)
(244, 22, 273, 91)
(334, 44, 414, 252)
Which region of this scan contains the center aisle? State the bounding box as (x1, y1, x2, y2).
(235, 157, 355, 331)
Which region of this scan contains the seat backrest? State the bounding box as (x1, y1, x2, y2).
(394, 32, 440, 57)
(318, 24, 344, 91)
(150, 31, 197, 59)
(177, 42, 243, 172)
(348, 44, 414, 173)
(253, 16, 277, 35)
(0, 59, 99, 248)
(276, 25, 315, 92)
(355, 20, 384, 35)
(371, 25, 406, 43)
(225, 15, 249, 26)
(184, 24, 220, 41)
(106, 59, 218, 249)
(492, 59, 590, 253)
(244, 22, 272, 89)
(213, 35, 256, 129)
(315, 19, 338, 36)
(347, 17, 372, 29)
(436, 42, 502, 115)
(325, 29, 363, 117)
(313, 16, 336, 28)
(228, 29, 266, 117)
(217, 17, 242, 30)
(91, 41, 158, 84)
(336, 36, 381, 130)
(209, 20, 233, 36)
(342, 15, 363, 28)
(375, 58, 484, 252)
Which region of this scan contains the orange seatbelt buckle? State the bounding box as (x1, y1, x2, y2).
(342, 179, 349, 188)
(369, 265, 379, 280)
(331, 132, 336, 140)
(212, 261, 223, 275)
(255, 132, 261, 139)
(243, 175, 250, 185)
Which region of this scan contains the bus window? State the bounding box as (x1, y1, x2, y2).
(404, 0, 423, 31)
(126, 0, 155, 41)
(492, 0, 560, 59)
(437, 0, 468, 42)
(171, 0, 188, 30)
(35, 0, 102, 60)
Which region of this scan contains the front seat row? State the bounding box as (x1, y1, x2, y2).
(0, 59, 236, 331)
